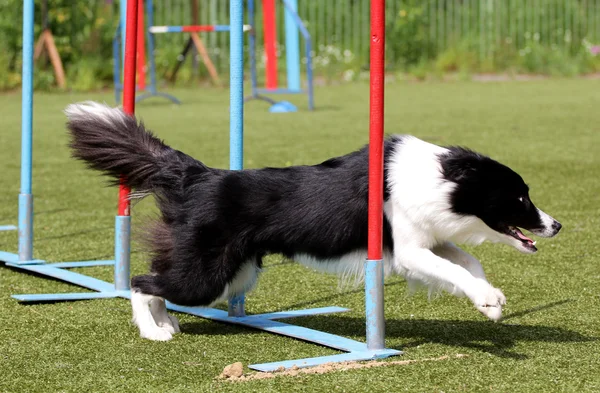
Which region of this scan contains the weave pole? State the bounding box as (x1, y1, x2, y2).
(18, 0, 34, 262)
(227, 0, 246, 317)
(365, 0, 386, 351)
(262, 0, 278, 90)
(115, 0, 139, 292)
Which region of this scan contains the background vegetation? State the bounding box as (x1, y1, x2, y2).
(0, 0, 599, 91)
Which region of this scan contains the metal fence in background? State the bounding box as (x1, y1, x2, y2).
(149, 0, 600, 76)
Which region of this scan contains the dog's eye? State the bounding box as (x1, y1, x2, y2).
(518, 196, 525, 203)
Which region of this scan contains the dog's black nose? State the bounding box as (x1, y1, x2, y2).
(552, 221, 562, 233)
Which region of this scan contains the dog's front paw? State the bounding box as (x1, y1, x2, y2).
(493, 287, 506, 306)
(140, 326, 173, 341)
(468, 279, 505, 321)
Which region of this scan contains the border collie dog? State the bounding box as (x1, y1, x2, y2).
(65, 102, 561, 341)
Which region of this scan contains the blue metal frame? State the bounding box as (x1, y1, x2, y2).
(2, 0, 400, 373)
(4, 250, 400, 371)
(227, 0, 247, 318)
(365, 259, 386, 350)
(0, 225, 17, 231)
(245, 0, 315, 112)
(284, 0, 300, 92)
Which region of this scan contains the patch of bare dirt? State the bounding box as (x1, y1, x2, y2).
(217, 354, 468, 382)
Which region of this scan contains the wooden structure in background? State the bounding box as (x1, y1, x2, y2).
(34, 0, 66, 89)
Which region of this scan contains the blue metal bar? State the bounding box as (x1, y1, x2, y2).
(256, 88, 304, 94)
(0, 251, 45, 265)
(250, 348, 402, 372)
(255, 306, 350, 320)
(146, 0, 158, 95)
(4, 257, 400, 370)
(305, 37, 315, 111)
(0, 251, 20, 263)
(45, 260, 115, 268)
(6, 263, 115, 292)
(19, 0, 34, 261)
(365, 259, 385, 350)
(166, 302, 366, 352)
(113, 23, 121, 105)
(247, 0, 259, 98)
(284, 0, 301, 91)
(0, 251, 44, 265)
(227, 0, 246, 318)
(120, 0, 127, 69)
(0, 225, 17, 231)
(20, 0, 33, 196)
(280, 0, 315, 110)
(114, 216, 131, 291)
(12, 292, 121, 302)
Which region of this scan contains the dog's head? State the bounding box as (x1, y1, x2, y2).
(441, 147, 561, 253)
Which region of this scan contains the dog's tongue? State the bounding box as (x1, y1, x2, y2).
(515, 228, 533, 243)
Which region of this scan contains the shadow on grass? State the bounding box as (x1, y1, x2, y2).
(0, 208, 71, 222)
(502, 299, 573, 321)
(181, 298, 594, 360)
(36, 226, 114, 242)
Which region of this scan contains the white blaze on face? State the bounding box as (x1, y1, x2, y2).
(531, 208, 560, 238)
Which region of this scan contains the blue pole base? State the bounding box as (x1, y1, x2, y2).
(365, 259, 386, 351)
(228, 294, 246, 317)
(269, 101, 298, 113)
(114, 216, 131, 291)
(2, 251, 402, 372)
(18, 193, 33, 261)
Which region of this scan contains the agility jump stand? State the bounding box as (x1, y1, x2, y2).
(2, 0, 401, 372)
(113, 0, 250, 105)
(0, 0, 138, 301)
(113, 0, 181, 105)
(244, 0, 315, 112)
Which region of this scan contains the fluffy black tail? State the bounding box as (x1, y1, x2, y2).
(65, 101, 191, 191)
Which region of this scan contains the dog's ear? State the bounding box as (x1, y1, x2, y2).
(440, 147, 484, 184)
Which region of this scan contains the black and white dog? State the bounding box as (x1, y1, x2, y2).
(65, 102, 561, 341)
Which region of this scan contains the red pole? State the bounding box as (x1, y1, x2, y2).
(262, 0, 278, 90)
(367, 0, 385, 261)
(119, 0, 139, 217)
(136, 0, 146, 91)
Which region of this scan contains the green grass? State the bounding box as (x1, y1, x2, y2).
(0, 80, 599, 392)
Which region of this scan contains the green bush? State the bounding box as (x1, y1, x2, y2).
(0, 0, 599, 91)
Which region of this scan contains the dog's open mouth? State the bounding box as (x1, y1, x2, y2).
(506, 226, 537, 251)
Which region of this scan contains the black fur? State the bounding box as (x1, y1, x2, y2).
(67, 108, 395, 307)
(67, 106, 560, 311)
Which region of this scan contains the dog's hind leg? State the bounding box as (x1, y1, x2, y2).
(131, 288, 173, 341)
(150, 297, 180, 334)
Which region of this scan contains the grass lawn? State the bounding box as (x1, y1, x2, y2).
(0, 79, 598, 392)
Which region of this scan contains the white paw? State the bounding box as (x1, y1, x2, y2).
(468, 279, 505, 321)
(493, 287, 506, 306)
(157, 314, 180, 334)
(140, 327, 173, 341)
